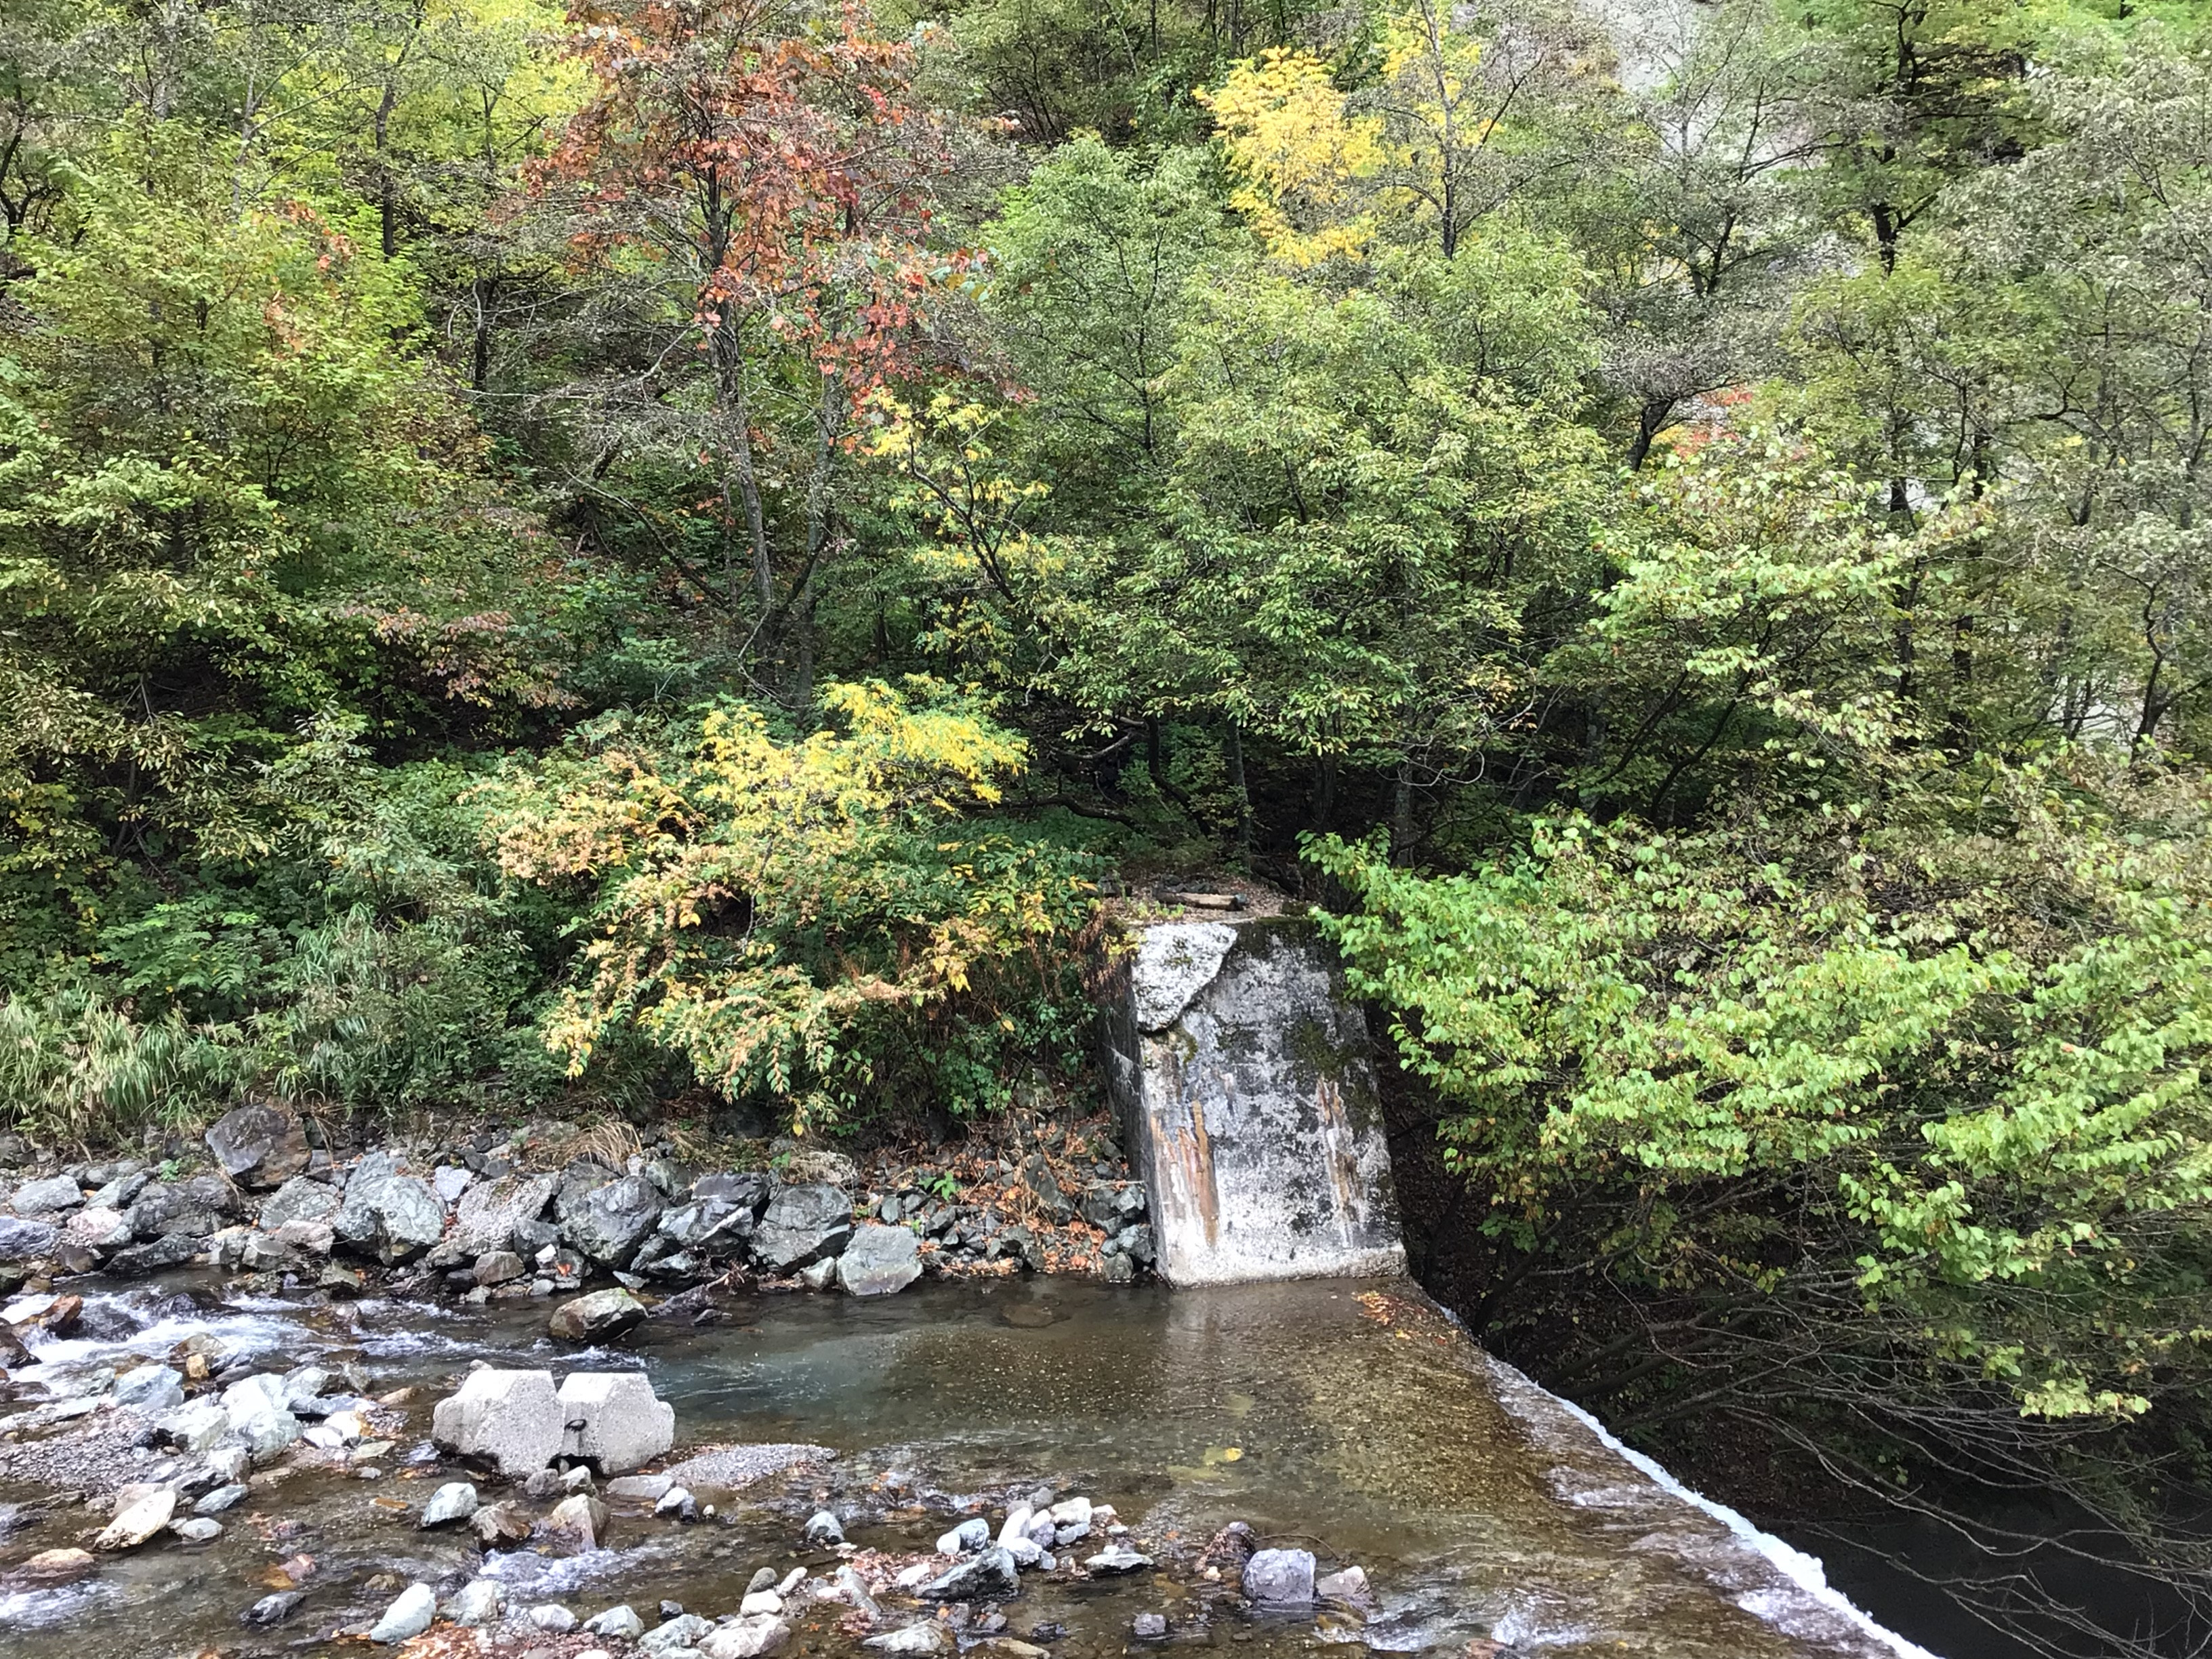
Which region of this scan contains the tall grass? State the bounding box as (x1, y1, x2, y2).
(0, 984, 254, 1145)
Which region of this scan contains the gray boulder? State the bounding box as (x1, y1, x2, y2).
(258, 1176, 342, 1233)
(836, 1224, 922, 1296)
(561, 1174, 662, 1267)
(693, 1170, 773, 1215)
(584, 1605, 646, 1640)
(1242, 1547, 1315, 1605)
(750, 1183, 853, 1273)
(334, 1153, 445, 1263)
(0, 1217, 58, 1261)
(425, 1170, 558, 1267)
(657, 1196, 747, 1252)
(642, 1614, 714, 1656)
(443, 1580, 502, 1626)
(205, 1103, 310, 1189)
(12, 1175, 83, 1214)
(430, 1367, 562, 1480)
(548, 1286, 647, 1343)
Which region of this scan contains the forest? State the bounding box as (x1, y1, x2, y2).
(5, 0, 2212, 1652)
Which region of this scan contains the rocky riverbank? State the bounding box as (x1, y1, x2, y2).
(0, 1105, 1159, 1346)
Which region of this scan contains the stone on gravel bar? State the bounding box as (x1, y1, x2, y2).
(369, 1583, 437, 1644)
(640, 1614, 714, 1656)
(585, 1604, 647, 1639)
(938, 1516, 991, 1555)
(444, 1580, 503, 1626)
(205, 1103, 310, 1190)
(94, 1484, 176, 1550)
(1084, 1546, 1153, 1574)
(920, 1545, 1020, 1601)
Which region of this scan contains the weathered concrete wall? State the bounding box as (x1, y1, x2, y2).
(1102, 917, 1406, 1287)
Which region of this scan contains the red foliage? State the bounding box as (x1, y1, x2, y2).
(538, 0, 954, 407)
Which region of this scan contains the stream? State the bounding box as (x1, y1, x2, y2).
(0, 1273, 1934, 1659)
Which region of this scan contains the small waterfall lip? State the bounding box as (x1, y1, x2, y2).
(1479, 1351, 1943, 1659)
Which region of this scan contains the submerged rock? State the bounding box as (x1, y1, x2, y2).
(1242, 1547, 1315, 1605)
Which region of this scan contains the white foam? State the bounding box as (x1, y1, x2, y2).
(1484, 1355, 1942, 1659)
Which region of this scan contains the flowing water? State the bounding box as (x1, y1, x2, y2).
(0, 1274, 1935, 1659)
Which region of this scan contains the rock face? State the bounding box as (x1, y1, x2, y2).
(558, 1372, 674, 1473)
(751, 1183, 853, 1273)
(430, 1367, 562, 1479)
(835, 1223, 921, 1296)
(335, 1153, 445, 1263)
(1101, 918, 1404, 1286)
(205, 1103, 311, 1189)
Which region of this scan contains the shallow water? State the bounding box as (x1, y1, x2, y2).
(0, 1275, 1932, 1658)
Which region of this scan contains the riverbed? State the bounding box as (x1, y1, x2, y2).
(0, 1274, 1933, 1658)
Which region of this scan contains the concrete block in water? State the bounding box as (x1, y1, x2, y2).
(430, 1367, 562, 1479)
(558, 1370, 674, 1473)
(1103, 917, 1404, 1286)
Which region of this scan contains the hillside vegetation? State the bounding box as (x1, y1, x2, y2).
(7, 0, 2212, 1648)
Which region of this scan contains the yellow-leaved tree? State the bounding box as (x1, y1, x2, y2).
(478, 680, 1099, 1130)
(1201, 0, 1599, 262)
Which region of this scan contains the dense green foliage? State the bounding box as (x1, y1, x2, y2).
(12, 0, 2212, 1644)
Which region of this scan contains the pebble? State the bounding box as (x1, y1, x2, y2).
(804, 1509, 845, 1545)
(1133, 1615, 1169, 1639)
(194, 1483, 248, 1515)
(529, 1603, 577, 1631)
(171, 1517, 222, 1542)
